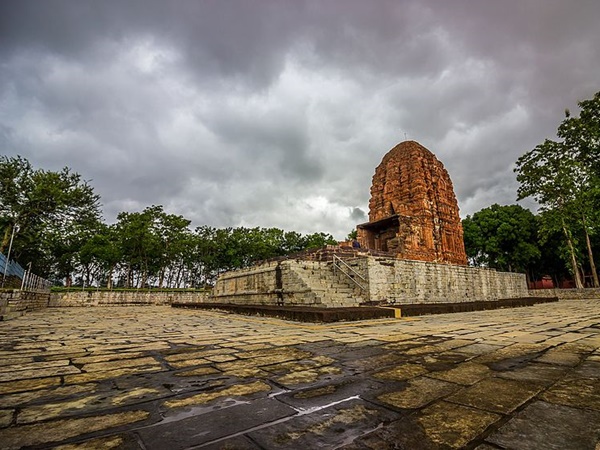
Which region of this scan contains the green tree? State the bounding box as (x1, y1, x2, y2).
(462, 204, 540, 277)
(559, 91, 600, 174)
(0, 156, 101, 277)
(302, 232, 337, 249)
(78, 223, 122, 288)
(516, 91, 600, 288)
(115, 206, 163, 287)
(536, 212, 578, 286)
(153, 209, 192, 288)
(558, 92, 600, 287)
(515, 139, 585, 287)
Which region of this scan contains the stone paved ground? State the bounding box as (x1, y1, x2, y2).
(1, 301, 600, 449)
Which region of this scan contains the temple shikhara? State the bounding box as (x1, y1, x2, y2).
(357, 141, 467, 265)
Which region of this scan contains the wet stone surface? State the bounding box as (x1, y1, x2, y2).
(0, 301, 599, 449)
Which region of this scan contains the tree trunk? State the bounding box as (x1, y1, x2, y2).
(582, 213, 600, 288)
(562, 220, 584, 288)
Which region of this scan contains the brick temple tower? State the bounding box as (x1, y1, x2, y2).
(357, 141, 467, 265)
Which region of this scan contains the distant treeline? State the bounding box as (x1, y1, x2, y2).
(0, 156, 335, 287)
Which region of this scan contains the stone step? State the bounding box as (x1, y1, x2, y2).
(289, 263, 366, 308)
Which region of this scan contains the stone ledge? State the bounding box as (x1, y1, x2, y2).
(171, 303, 395, 322)
(172, 297, 558, 322)
(393, 296, 558, 317)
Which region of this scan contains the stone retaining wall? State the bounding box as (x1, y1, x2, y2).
(210, 256, 529, 307)
(211, 261, 318, 306)
(0, 290, 50, 320)
(49, 290, 210, 307)
(528, 288, 600, 300)
(364, 257, 528, 304)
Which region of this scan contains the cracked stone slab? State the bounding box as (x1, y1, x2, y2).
(427, 362, 491, 385)
(495, 361, 569, 385)
(0, 377, 62, 395)
(0, 364, 80, 382)
(164, 380, 271, 409)
(275, 365, 343, 388)
(373, 363, 429, 381)
(474, 343, 549, 365)
(377, 376, 460, 410)
(417, 401, 500, 448)
(541, 376, 600, 411)
(0, 359, 71, 374)
(535, 350, 583, 366)
(0, 383, 98, 408)
(17, 386, 168, 424)
(0, 410, 150, 450)
(248, 398, 401, 449)
(568, 360, 600, 379)
(139, 398, 296, 450)
(487, 400, 600, 450)
(279, 378, 383, 411)
(339, 417, 440, 450)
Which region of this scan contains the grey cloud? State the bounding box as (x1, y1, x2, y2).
(350, 207, 366, 222)
(2, 0, 600, 239)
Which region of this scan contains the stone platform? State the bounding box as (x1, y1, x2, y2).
(173, 303, 396, 322)
(1, 302, 599, 449)
(173, 296, 557, 322)
(210, 256, 529, 309)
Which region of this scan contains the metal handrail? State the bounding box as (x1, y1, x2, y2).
(20, 270, 52, 293)
(332, 255, 367, 292)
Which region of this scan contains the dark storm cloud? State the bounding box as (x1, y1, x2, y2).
(1, 0, 599, 238)
(350, 207, 366, 222)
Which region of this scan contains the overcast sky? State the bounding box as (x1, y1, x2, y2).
(1, 1, 599, 239)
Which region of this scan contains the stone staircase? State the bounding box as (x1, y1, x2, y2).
(287, 260, 367, 307)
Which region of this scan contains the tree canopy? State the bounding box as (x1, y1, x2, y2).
(0, 155, 101, 277)
(462, 204, 540, 274)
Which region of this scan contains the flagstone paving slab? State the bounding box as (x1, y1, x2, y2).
(140, 398, 296, 449)
(541, 376, 600, 411)
(0, 376, 62, 395)
(0, 301, 599, 448)
(417, 401, 501, 448)
(377, 376, 460, 409)
(486, 401, 600, 450)
(248, 399, 401, 450)
(427, 361, 491, 385)
(0, 410, 150, 450)
(0, 409, 14, 427)
(446, 378, 542, 414)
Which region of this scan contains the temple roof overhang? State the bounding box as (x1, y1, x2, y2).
(357, 214, 400, 231)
